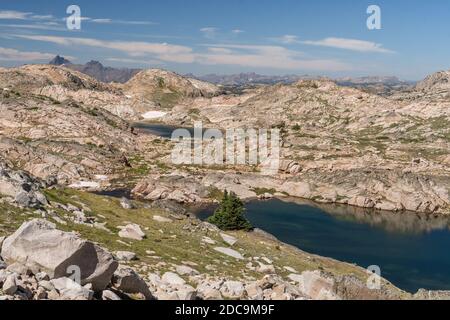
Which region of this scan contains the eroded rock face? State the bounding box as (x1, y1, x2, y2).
(0, 219, 118, 291)
(132, 174, 209, 203)
(0, 161, 47, 208)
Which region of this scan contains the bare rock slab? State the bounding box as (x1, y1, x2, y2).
(1, 219, 118, 291)
(214, 247, 244, 260)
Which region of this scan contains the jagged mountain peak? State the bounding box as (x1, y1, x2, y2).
(48, 55, 72, 66)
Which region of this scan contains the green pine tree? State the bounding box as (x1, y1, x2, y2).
(208, 190, 253, 231)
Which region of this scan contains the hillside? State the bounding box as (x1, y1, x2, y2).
(123, 69, 221, 109)
(153, 78, 450, 214)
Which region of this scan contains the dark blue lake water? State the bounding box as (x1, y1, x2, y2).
(195, 198, 450, 293)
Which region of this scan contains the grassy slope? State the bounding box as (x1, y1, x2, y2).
(0, 189, 408, 299)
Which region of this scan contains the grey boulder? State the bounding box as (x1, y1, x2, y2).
(1, 219, 118, 291)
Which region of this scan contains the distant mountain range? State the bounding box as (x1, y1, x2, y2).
(184, 72, 319, 86)
(47, 55, 415, 91)
(49, 55, 140, 83)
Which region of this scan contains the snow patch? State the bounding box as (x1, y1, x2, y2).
(142, 111, 167, 119)
(69, 181, 100, 189)
(94, 175, 108, 181)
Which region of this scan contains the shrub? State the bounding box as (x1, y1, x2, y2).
(208, 190, 253, 231)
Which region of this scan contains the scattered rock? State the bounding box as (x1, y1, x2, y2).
(220, 281, 245, 299)
(1, 219, 118, 291)
(299, 271, 339, 300)
(214, 247, 244, 260)
(256, 262, 276, 274)
(176, 265, 199, 276)
(284, 266, 297, 273)
(162, 272, 186, 286)
(112, 266, 153, 300)
(114, 251, 137, 262)
(220, 233, 237, 246)
(51, 277, 94, 300)
(202, 236, 216, 245)
(288, 273, 303, 283)
(2, 274, 18, 295)
(102, 289, 121, 300)
(153, 215, 173, 223)
(118, 223, 145, 241)
(120, 197, 134, 210)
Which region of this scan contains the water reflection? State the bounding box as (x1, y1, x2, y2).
(282, 197, 450, 235)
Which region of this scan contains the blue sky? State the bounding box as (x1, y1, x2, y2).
(0, 0, 449, 80)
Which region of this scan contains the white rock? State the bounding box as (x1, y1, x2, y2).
(102, 289, 121, 300)
(114, 251, 137, 261)
(220, 233, 237, 246)
(220, 281, 245, 299)
(284, 266, 297, 273)
(175, 285, 197, 300)
(287, 273, 303, 283)
(119, 197, 134, 210)
(201, 236, 216, 245)
(2, 274, 17, 295)
(51, 277, 94, 300)
(200, 288, 222, 300)
(118, 223, 145, 241)
(39, 280, 55, 292)
(162, 272, 186, 286)
(142, 111, 167, 120)
(214, 247, 244, 260)
(176, 265, 199, 276)
(94, 175, 108, 181)
(1, 219, 118, 291)
(245, 282, 264, 300)
(256, 262, 276, 274)
(261, 257, 273, 264)
(153, 215, 173, 223)
(299, 271, 338, 300)
(68, 181, 100, 189)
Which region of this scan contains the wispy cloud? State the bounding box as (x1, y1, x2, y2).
(200, 44, 348, 71)
(15, 34, 194, 63)
(302, 37, 395, 53)
(13, 34, 350, 71)
(232, 29, 244, 34)
(82, 17, 157, 25)
(0, 23, 65, 31)
(0, 47, 56, 61)
(31, 14, 55, 20)
(0, 10, 32, 20)
(200, 27, 218, 39)
(106, 57, 163, 65)
(271, 35, 301, 44)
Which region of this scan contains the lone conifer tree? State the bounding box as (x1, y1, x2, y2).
(208, 190, 253, 231)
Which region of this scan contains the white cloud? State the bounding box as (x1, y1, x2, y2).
(31, 14, 55, 20)
(85, 17, 156, 25)
(232, 29, 244, 34)
(0, 23, 65, 31)
(200, 27, 218, 39)
(272, 35, 301, 44)
(106, 57, 163, 65)
(302, 37, 394, 53)
(16, 34, 195, 63)
(200, 44, 349, 71)
(90, 18, 112, 24)
(0, 47, 56, 61)
(13, 34, 351, 72)
(0, 10, 31, 20)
